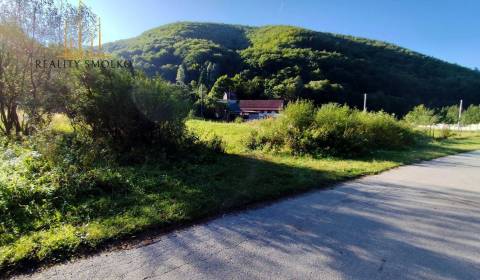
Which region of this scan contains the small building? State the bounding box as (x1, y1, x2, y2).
(220, 92, 284, 120)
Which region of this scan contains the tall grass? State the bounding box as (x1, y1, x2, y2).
(247, 102, 418, 156)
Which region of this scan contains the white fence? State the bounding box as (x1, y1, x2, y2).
(420, 124, 480, 131)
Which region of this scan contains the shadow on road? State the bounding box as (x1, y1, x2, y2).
(127, 154, 480, 279)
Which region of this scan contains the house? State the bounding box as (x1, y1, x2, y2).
(220, 92, 284, 120)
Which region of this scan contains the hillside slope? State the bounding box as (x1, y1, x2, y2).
(104, 22, 480, 114)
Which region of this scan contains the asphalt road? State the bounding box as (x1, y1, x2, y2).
(14, 151, 480, 280)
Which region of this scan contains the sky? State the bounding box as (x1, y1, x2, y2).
(71, 0, 480, 69)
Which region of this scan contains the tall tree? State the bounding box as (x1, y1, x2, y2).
(463, 105, 480, 125)
(176, 64, 186, 85)
(198, 67, 207, 87)
(0, 0, 97, 136)
(206, 61, 219, 87)
(404, 105, 438, 136)
(208, 75, 234, 99)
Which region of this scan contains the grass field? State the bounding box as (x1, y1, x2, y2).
(2, 119, 480, 275)
(187, 119, 480, 175)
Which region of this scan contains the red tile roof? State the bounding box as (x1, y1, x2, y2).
(238, 100, 284, 112)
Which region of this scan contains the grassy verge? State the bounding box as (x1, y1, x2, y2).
(187, 119, 480, 170)
(1, 119, 480, 276)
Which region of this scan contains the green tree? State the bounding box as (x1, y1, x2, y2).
(67, 67, 190, 152)
(462, 105, 480, 125)
(270, 76, 304, 100)
(198, 67, 208, 86)
(209, 75, 234, 99)
(282, 100, 316, 130)
(404, 105, 438, 136)
(176, 64, 187, 85)
(0, 0, 97, 136)
(206, 61, 220, 86)
(438, 105, 460, 124)
(196, 83, 208, 117)
(404, 105, 438, 126)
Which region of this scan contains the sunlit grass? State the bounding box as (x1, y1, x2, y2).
(187, 119, 259, 154)
(49, 114, 74, 133)
(187, 119, 480, 176)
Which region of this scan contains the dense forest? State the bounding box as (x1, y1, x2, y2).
(104, 22, 480, 115)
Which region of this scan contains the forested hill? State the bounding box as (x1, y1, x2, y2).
(104, 22, 480, 114)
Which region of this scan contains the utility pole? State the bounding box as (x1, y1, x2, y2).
(200, 84, 204, 118)
(363, 93, 367, 112)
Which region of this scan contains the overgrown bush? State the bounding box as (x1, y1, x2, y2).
(462, 105, 480, 125)
(403, 105, 438, 126)
(0, 122, 225, 272)
(439, 127, 454, 139)
(247, 102, 417, 156)
(66, 67, 191, 158)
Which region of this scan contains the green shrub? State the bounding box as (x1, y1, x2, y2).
(439, 104, 480, 125)
(67, 67, 191, 156)
(282, 100, 316, 130)
(403, 105, 438, 126)
(247, 102, 417, 156)
(439, 127, 454, 139)
(247, 101, 316, 153)
(309, 104, 367, 155)
(438, 105, 460, 124)
(462, 105, 480, 125)
(200, 134, 225, 154)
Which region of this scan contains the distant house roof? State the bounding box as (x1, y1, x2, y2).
(239, 100, 284, 112)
